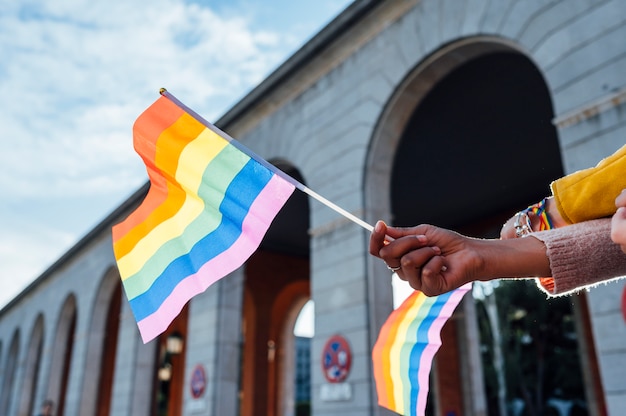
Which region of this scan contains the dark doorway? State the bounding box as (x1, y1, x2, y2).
(391, 52, 563, 235)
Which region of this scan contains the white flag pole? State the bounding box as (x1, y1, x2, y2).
(161, 89, 375, 233)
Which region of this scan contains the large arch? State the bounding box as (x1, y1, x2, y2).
(363, 38, 537, 361)
(390, 49, 562, 229)
(46, 294, 77, 416)
(364, 36, 570, 415)
(17, 314, 45, 416)
(365, 36, 545, 229)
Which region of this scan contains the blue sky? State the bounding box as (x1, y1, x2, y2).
(0, 0, 354, 309)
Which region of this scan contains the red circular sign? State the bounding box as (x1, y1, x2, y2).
(321, 335, 352, 383)
(190, 364, 206, 399)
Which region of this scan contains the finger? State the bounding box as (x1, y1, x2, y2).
(395, 266, 421, 291)
(611, 208, 626, 247)
(396, 245, 442, 294)
(616, 189, 626, 208)
(422, 255, 447, 278)
(379, 234, 431, 263)
(398, 246, 441, 271)
(369, 221, 388, 257)
(383, 224, 434, 240)
(419, 256, 450, 296)
(395, 271, 410, 282)
(421, 255, 447, 288)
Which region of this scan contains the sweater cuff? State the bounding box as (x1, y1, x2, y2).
(531, 219, 626, 295)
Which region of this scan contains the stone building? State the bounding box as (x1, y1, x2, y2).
(1, 0, 625, 415)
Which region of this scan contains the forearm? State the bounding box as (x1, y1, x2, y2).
(471, 236, 551, 280)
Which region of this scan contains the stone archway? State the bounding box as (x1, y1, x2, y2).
(79, 267, 122, 416)
(365, 36, 532, 230)
(241, 251, 310, 416)
(46, 294, 77, 416)
(0, 329, 20, 415)
(275, 283, 311, 416)
(365, 36, 566, 415)
(364, 38, 535, 359)
(17, 314, 45, 416)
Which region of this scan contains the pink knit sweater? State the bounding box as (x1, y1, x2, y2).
(531, 218, 626, 296)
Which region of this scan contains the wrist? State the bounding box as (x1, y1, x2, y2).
(474, 237, 551, 279)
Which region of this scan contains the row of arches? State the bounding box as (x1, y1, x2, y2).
(1, 295, 77, 416)
(0, 270, 123, 416)
(0, 240, 324, 416)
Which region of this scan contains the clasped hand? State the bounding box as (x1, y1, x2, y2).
(370, 190, 626, 297)
(369, 221, 483, 296)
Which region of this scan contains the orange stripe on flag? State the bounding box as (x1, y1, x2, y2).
(113, 113, 205, 257)
(112, 97, 184, 240)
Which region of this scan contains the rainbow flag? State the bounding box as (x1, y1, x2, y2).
(372, 284, 471, 416)
(112, 93, 295, 343)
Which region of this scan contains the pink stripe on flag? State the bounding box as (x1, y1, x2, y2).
(137, 175, 294, 342)
(415, 284, 471, 415)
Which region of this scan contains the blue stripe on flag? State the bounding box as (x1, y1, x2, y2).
(130, 159, 273, 320)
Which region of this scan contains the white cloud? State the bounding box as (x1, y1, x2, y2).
(0, 0, 302, 307)
(0, 0, 354, 308)
(0, 0, 294, 201)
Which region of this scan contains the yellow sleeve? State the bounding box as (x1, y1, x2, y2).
(551, 144, 626, 224)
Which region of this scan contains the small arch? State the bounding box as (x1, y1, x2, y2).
(46, 294, 77, 416)
(0, 340, 3, 390)
(241, 251, 310, 416)
(17, 314, 45, 416)
(152, 303, 189, 416)
(273, 282, 311, 416)
(0, 329, 20, 415)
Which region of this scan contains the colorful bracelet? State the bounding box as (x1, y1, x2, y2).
(513, 197, 554, 238)
(524, 197, 554, 231)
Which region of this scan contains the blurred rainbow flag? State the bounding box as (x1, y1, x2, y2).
(112, 91, 295, 343)
(373, 284, 471, 416)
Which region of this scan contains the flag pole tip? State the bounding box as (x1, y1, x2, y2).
(159, 88, 167, 95)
